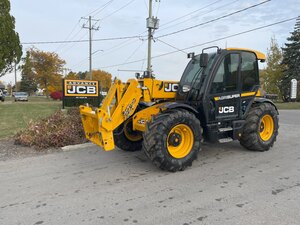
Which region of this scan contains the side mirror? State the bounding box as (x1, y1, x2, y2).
(135, 73, 141, 79)
(200, 53, 208, 67)
(187, 52, 195, 59)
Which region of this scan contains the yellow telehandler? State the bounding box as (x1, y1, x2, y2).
(80, 47, 279, 171)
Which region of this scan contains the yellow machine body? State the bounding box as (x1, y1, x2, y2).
(79, 48, 266, 151)
(79, 78, 178, 151)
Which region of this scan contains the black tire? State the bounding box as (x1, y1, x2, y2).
(240, 102, 279, 151)
(114, 118, 143, 152)
(143, 109, 201, 172)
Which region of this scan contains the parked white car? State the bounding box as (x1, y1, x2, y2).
(14, 92, 29, 102)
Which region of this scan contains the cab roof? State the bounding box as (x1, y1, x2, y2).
(226, 47, 266, 61)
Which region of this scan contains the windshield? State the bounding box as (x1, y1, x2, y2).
(180, 53, 216, 86)
(15, 92, 28, 96)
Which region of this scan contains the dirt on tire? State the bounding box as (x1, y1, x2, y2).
(240, 102, 279, 151)
(142, 109, 202, 172)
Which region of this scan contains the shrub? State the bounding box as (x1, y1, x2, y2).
(50, 91, 63, 100)
(15, 108, 87, 150)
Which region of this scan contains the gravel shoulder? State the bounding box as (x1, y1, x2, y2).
(0, 138, 61, 161)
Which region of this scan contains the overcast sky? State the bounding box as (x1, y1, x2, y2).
(1, 0, 299, 85)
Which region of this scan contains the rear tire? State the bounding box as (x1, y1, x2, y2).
(240, 102, 279, 151)
(143, 109, 201, 172)
(114, 118, 143, 152)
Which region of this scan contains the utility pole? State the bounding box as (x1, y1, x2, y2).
(14, 62, 17, 92)
(146, 0, 159, 78)
(62, 68, 71, 77)
(82, 16, 99, 80)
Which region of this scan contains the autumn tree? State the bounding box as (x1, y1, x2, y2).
(47, 75, 63, 93)
(0, 0, 22, 77)
(20, 51, 37, 94)
(77, 71, 88, 80)
(281, 16, 300, 101)
(92, 70, 112, 91)
(260, 37, 284, 98)
(65, 71, 79, 80)
(29, 48, 65, 98)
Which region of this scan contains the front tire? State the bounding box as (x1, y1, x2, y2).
(114, 118, 143, 152)
(143, 109, 201, 172)
(240, 102, 279, 151)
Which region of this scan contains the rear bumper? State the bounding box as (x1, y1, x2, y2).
(15, 98, 28, 101)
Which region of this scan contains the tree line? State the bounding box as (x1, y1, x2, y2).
(0, 0, 299, 101)
(19, 48, 113, 98)
(0, 0, 112, 98)
(261, 17, 300, 101)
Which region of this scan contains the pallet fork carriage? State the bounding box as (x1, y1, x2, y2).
(80, 47, 279, 171)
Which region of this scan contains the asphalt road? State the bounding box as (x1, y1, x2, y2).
(1, 110, 300, 225)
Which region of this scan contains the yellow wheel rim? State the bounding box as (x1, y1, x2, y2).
(167, 124, 194, 159)
(259, 114, 274, 141)
(124, 119, 142, 142)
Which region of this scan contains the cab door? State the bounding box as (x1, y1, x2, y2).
(206, 53, 241, 122)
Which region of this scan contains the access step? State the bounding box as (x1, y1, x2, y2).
(219, 137, 233, 143)
(219, 127, 233, 132)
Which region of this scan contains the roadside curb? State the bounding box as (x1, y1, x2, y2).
(61, 142, 93, 152)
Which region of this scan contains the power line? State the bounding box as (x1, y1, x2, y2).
(71, 31, 146, 69)
(54, 1, 115, 54)
(87, 0, 115, 17)
(98, 17, 297, 69)
(21, 35, 145, 45)
(155, 38, 187, 54)
(159, 0, 224, 29)
(60, 31, 88, 57)
(21, 0, 140, 46)
(101, 0, 136, 21)
(156, 0, 271, 38)
(157, 0, 240, 34)
(54, 19, 82, 52)
(155, 0, 161, 18)
(143, 0, 148, 11)
(119, 41, 146, 69)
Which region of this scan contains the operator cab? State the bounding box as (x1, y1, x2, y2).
(177, 47, 266, 142)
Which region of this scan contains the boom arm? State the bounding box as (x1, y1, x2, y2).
(80, 79, 143, 150)
(80, 78, 178, 150)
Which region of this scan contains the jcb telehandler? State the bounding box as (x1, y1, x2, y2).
(80, 47, 279, 172)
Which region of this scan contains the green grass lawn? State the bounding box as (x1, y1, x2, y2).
(275, 102, 300, 110)
(0, 97, 61, 139)
(0, 95, 299, 139)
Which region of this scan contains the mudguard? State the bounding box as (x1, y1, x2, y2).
(254, 98, 279, 114)
(159, 102, 198, 114)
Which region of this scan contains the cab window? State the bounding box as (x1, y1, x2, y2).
(210, 53, 239, 94)
(241, 52, 259, 92)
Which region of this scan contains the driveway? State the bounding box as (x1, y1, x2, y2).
(0, 110, 300, 225)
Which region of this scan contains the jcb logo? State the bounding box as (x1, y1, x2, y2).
(219, 106, 235, 114)
(164, 83, 179, 92)
(67, 86, 96, 95)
